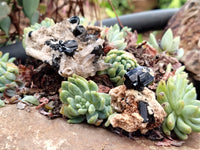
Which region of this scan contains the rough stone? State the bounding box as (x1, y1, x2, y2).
(1, 105, 200, 150)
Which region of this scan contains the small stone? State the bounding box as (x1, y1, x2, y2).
(69, 16, 80, 24)
(45, 40, 51, 46)
(17, 101, 26, 110)
(28, 31, 33, 38)
(91, 45, 103, 56)
(73, 25, 86, 37)
(63, 47, 75, 56)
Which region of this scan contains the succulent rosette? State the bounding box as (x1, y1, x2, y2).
(59, 74, 113, 125)
(99, 49, 138, 86)
(0, 52, 19, 94)
(148, 28, 184, 60)
(101, 24, 131, 50)
(156, 65, 200, 140)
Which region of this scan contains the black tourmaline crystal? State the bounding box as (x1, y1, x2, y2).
(138, 101, 155, 123)
(138, 101, 149, 123)
(44, 39, 78, 57)
(91, 45, 103, 56)
(124, 66, 154, 91)
(28, 31, 33, 38)
(73, 25, 86, 37)
(69, 16, 80, 24)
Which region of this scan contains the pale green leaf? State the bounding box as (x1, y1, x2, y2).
(149, 33, 159, 50)
(0, 16, 11, 35)
(21, 95, 39, 105)
(30, 11, 39, 25)
(170, 36, 180, 52)
(23, 0, 39, 19)
(0, 99, 5, 107)
(161, 29, 173, 51)
(0, 2, 10, 21)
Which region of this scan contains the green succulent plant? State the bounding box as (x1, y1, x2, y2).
(101, 24, 131, 50)
(22, 18, 55, 47)
(156, 64, 200, 140)
(98, 49, 138, 86)
(0, 52, 19, 94)
(59, 74, 113, 125)
(148, 28, 184, 60)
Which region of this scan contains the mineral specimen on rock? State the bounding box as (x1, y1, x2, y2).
(23, 17, 109, 78)
(109, 85, 166, 133)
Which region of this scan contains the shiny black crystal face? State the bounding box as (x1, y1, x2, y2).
(45, 39, 78, 57)
(69, 16, 80, 24)
(28, 31, 33, 38)
(124, 66, 154, 91)
(91, 45, 103, 56)
(91, 45, 104, 63)
(138, 101, 155, 123)
(73, 25, 86, 37)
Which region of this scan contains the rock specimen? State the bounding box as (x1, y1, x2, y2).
(59, 74, 113, 125)
(108, 85, 166, 134)
(156, 65, 200, 140)
(23, 17, 109, 78)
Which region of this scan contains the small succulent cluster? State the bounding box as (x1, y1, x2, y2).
(99, 49, 138, 86)
(101, 24, 131, 50)
(23, 18, 55, 47)
(156, 65, 200, 140)
(59, 74, 113, 125)
(0, 52, 18, 94)
(148, 29, 184, 60)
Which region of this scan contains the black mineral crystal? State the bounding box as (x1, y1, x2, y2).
(69, 16, 80, 24)
(124, 66, 154, 91)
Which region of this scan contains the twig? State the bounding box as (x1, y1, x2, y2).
(107, 0, 124, 28)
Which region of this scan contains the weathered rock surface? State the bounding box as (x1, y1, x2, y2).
(109, 85, 166, 133)
(165, 0, 200, 81)
(1, 105, 200, 150)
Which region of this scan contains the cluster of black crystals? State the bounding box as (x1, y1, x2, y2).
(138, 101, 155, 123)
(124, 66, 154, 91)
(45, 39, 78, 57)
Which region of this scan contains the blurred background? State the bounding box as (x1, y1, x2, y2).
(0, 0, 187, 47)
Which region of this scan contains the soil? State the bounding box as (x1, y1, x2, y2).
(0, 105, 200, 150)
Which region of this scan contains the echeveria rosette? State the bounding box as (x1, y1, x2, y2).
(59, 74, 113, 125)
(156, 65, 200, 140)
(0, 52, 19, 94)
(98, 49, 138, 86)
(22, 18, 55, 47)
(148, 28, 184, 60)
(101, 24, 131, 50)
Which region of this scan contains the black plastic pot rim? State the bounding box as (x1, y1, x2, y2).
(97, 8, 179, 33)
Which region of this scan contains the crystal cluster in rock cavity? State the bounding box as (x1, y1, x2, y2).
(23, 16, 109, 78)
(108, 85, 166, 134)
